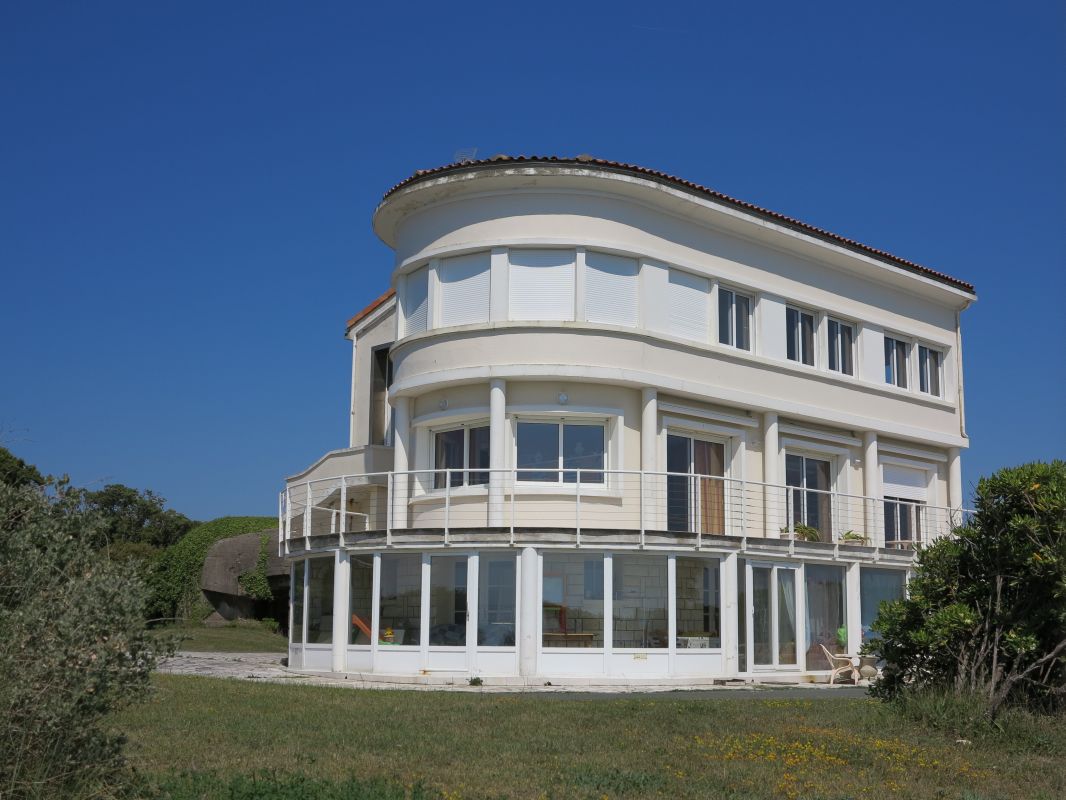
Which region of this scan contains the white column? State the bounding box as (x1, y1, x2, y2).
(846, 560, 862, 657)
(722, 552, 739, 677)
(947, 447, 963, 510)
(391, 395, 411, 529)
(518, 547, 538, 677)
(762, 412, 780, 537)
(348, 335, 358, 447)
(489, 379, 507, 527)
(863, 432, 881, 546)
(641, 388, 658, 530)
(666, 555, 677, 675)
(331, 549, 350, 672)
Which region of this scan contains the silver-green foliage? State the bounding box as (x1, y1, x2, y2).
(0, 482, 175, 799)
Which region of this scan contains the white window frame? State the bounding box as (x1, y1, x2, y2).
(511, 414, 615, 491)
(917, 344, 943, 397)
(718, 285, 753, 351)
(786, 305, 816, 367)
(883, 334, 910, 389)
(430, 420, 491, 491)
(826, 317, 856, 376)
(664, 428, 732, 536)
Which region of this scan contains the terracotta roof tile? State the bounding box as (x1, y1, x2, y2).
(345, 288, 395, 334)
(379, 155, 975, 294)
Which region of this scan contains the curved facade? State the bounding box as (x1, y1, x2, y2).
(282, 157, 975, 683)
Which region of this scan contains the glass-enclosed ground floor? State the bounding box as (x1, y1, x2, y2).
(288, 546, 907, 681)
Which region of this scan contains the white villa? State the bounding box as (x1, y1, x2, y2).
(281, 155, 976, 684)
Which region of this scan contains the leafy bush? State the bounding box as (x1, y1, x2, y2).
(0, 482, 175, 799)
(869, 461, 1066, 719)
(148, 517, 276, 621)
(81, 483, 196, 550)
(237, 533, 273, 601)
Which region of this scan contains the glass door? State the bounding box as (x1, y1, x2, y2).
(748, 562, 798, 670)
(785, 454, 833, 541)
(667, 434, 726, 534)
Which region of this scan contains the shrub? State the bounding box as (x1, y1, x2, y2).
(868, 461, 1066, 719)
(148, 517, 276, 621)
(237, 533, 273, 602)
(0, 482, 175, 799)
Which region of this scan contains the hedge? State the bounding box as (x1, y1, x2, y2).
(148, 516, 276, 621)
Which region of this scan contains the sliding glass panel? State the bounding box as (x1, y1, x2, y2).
(563, 423, 604, 484)
(478, 554, 516, 646)
(676, 557, 721, 648)
(718, 289, 733, 345)
(291, 560, 305, 645)
(804, 458, 832, 540)
(378, 554, 421, 646)
(542, 553, 603, 647)
(666, 434, 691, 532)
(777, 569, 797, 665)
(828, 319, 840, 371)
(612, 555, 668, 648)
(895, 341, 908, 388)
(434, 428, 465, 488)
(734, 293, 751, 350)
(349, 555, 374, 645)
(429, 556, 467, 646)
(800, 312, 814, 365)
(737, 558, 747, 671)
(306, 556, 334, 644)
(786, 307, 799, 361)
(694, 440, 725, 534)
(752, 566, 773, 666)
(516, 422, 558, 482)
(805, 564, 847, 668)
(840, 323, 854, 375)
(860, 567, 906, 643)
(884, 338, 896, 384)
(468, 425, 490, 486)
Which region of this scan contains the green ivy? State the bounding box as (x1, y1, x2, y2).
(148, 516, 276, 621)
(237, 533, 273, 601)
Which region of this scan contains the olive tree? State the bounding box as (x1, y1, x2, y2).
(869, 460, 1066, 719)
(0, 482, 174, 799)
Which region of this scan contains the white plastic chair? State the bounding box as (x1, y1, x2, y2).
(819, 644, 859, 684)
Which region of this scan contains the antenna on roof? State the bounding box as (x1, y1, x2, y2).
(453, 147, 479, 164)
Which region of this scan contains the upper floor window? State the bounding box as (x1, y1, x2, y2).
(509, 249, 575, 321)
(918, 345, 942, 396)
(884, 498, 923, 548)
(369, 346, 392, 446)
(434, 423, 490, 488)
(585, 252, 639, 327)
(438, 252, 490, 327)
(827, 318, 854, 376)
(785, 453, 832, 542)
(786, 307, 815, 366)
(403, 266, 429, 335)
(718, 287, 751, 351)
(515, 420, 605, 484)
(668, 269, 710, 341)
(884, 336, 909, 389)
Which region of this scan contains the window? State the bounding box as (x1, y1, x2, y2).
(369, 346, 392, 446)
(428, 555, 467, 646)
(666, 434, 725, 534)
(786, 307, 815, 366)
(438, 252, 490, 327)
(805, 564, 847, 669)
(291, 560, 305, 644)
(542, 553, 604, 648)
(515, 420, 605, 484)
(785, 454, 832, 541)
(676, 557, 721, 648)
(827, 319, 854, 375)
(478, 554, 516, 646)
(433, 424, 489, 489)
(718, 287, 752, 350)
(349, 556, 374, 645)
(305, 557, 334, 645)
(612, 555, 668, 648)
(508, 249, 575, 321)
(668, 269, 710, 341)
(860, 568, 906, 642)
(918, 345, 942, 396)
(884, 336, 909, 388)
(403, 266, 429, 335)
(884, 497, 924, 548)
(378, 554, 421, 645)
(585, 251, 638, 326)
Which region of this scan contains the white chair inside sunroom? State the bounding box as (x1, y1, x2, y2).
(819, 644, 860, 685)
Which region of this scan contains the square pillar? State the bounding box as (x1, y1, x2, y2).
(331, 549, 350, 672)
(391, 396, 411, 529)
(762, 412, 780, 537)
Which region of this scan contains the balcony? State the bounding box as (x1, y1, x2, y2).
(279, 469, 973, 555)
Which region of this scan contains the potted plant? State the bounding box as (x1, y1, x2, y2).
(781, 524, 821, 542)
(839, 530, 868, 545)
(836, 626, 849, 651)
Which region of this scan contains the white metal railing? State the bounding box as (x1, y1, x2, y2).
(277, 469, 975, 554)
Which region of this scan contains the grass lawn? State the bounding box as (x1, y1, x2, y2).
(117, 675, 1066, 800)
(165, 622, 287, 653)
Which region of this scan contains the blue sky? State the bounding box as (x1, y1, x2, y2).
(2, 2, 1063, 520)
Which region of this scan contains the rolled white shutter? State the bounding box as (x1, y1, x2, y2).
(882, 465, 928, 502)
(439, 252, 490, 326)
(585, 251, 638, 326)
(668, 268, 710, 341)
(508, 249, 575, 321)
(404, 266, 429, 335)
